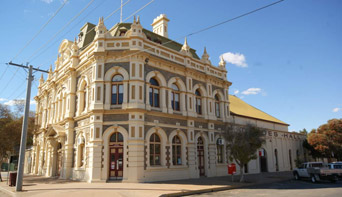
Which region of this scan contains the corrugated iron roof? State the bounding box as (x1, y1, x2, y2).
(229, 95, 288, 125)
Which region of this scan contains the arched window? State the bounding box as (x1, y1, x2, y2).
(171, 84, 180, 111)
(216, 138, 224, 163)
(150, 133, 161, 166)
(111, 75, 124, 105)
(195, 89, 202, 114)
(79, 144, 84, 167)
(289, 149, 293, 170)
(172, 135, 182, 165)
(83, 85, 87, 112)
(215, 94, 220, 118)
(110, 132, 124, 143)
(275, 149, 279, 171)
(149, 78, 160, 107)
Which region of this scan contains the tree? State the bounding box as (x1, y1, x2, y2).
(307, 119, 342, 161)
(299, 128, 308, 135)
(0, 103, 36, 170)
(224, 124, 266, 182)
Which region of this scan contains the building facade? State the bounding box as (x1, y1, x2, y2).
(29, 14, 306, 182)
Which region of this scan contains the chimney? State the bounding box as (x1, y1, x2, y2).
(151, 14, 170, 38)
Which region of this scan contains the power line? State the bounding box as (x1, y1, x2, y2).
(123, 0, 154, 22)
(11, 0, 69, 62)
(115, 0, 285, 62)
(187, 0, 284, 37)
(29, 0, 115, 66)
(27, 0, 95, 62)
(1, 0, 68, 92)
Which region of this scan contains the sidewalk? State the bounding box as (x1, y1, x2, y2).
(0, 171, 293, 197)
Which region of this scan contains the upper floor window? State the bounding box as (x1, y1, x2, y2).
(195, 89, 202, 115)
(150, 133, 161, 166)
(171, 84, 180, 111)
(149, 78, 160, 107)
(215, 94, 220, 118)
(111, 75, 124, 105)
(83, 85, 87, 112)
(172, 135, 182, 165)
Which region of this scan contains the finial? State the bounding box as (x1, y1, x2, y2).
(201, 47, 211, 64)
(133, 15, 136, 23)
(137, 15, 140, 24)
(74, 37, 77, 43)
(181, 37, 190, 52)
(49, 65, 52, 72)
(219, 55, 226, 67)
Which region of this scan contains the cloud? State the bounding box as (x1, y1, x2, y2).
(0, 98, 7, 102)
(241, 88, 262, 95)
(233, 90, 239, 95)
(332, 108, 341, 112)
(221, 52, 247, 68)
(41, 0, 54, 3)
(4, 99, 36, 106)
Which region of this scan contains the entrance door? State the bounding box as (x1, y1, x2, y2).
(109, 132, 124, 180)
(109, 147, 124, 179)
(260, 148, 268, 172)
(197, 137, 205, 176)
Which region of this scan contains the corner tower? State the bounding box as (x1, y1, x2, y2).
(151, 14, 170, 38)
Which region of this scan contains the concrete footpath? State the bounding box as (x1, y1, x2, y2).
(0, 171, 293, 197)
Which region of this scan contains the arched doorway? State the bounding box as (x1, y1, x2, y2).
(56, 143, 62, 177)
(259, 148, 268, 172)
(197, 137, 205, 176)
(274, 149, 279, 171)
(109, 132, 124, 180)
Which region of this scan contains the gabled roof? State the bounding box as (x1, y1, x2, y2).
(106, 23, 200, 59)
(229, 95, 289, 126)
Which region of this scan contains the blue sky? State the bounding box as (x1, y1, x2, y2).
(0, 0, 341, 132)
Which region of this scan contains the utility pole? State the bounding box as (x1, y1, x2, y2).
(6, 62, 48, 192)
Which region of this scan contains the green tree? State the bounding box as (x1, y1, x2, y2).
(224, 124, 265, 182)
(308, 119, 342, 161)
(0, 102, 36, 170)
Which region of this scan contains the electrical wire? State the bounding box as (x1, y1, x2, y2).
(115, 0, 285, 62)
(122, 0, 154, 22)
(27, 0, 95, 62)
(1, 0, 69, 95)
(11, 0, 69, 62)
(29, 0, 115, 65)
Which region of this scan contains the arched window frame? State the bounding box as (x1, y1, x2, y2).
(111, 74, 124, 105)
(195, 89, 202, 115)
(171, 84, 180, 111)
(172, 135, 182, 165)
(149, 78, 160, 108)
(149, 133, 161, 166)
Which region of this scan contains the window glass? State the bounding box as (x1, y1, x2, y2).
(111, 75, 124, 105)
(150, 133, 161, 166)
(112, 74, 123, 82)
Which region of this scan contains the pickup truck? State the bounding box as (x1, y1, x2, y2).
(293, 162, 339, 183)
(328, 162, 342, 178)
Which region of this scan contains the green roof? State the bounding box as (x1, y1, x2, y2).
(86, 22, 199, 59)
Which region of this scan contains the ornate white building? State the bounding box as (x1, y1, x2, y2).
(29, 14, 306, 182)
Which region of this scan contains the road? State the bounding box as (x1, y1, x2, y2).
(194, 179, 342, 197)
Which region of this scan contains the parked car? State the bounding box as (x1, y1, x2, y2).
(328, 162, 342, 178)
(293, 162, 339, 183)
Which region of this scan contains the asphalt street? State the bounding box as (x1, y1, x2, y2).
(194, 179, 342, 197)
